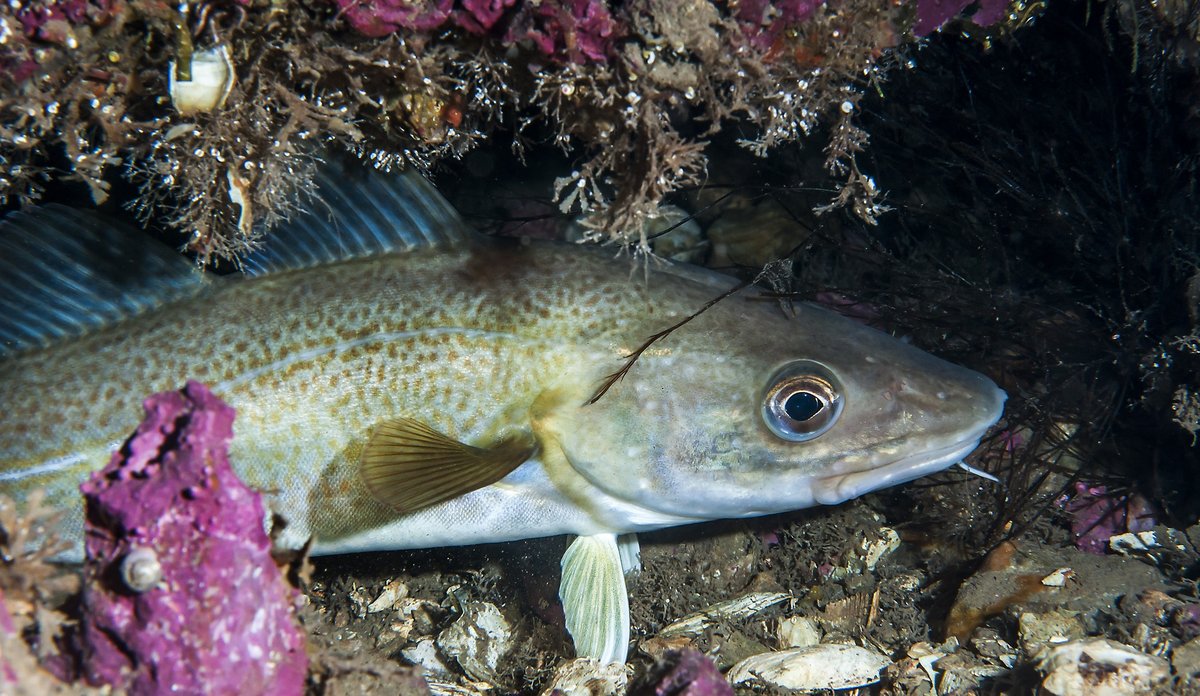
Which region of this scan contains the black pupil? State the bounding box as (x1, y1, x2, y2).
(783, 391, 823, 422)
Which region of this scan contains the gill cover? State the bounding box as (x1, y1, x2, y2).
(543, 347, 840, 521)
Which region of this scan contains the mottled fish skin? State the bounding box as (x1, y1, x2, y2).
(0, 237, 1005, 559)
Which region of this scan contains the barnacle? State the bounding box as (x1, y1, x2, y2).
(169, 44, 235, 115)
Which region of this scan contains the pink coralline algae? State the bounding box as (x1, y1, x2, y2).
(332, 0, 620, 63)
(78, 381, 307, 696)
(455, 0, 519, 34)
(12, 0, 121, 43)
(914, 0, 1010, 36)
(4, 0, 121, 83)
(734, 0, 826, 51)
(504, 0, 620, 64)
(1063, 482, 1158, 555)
(637, 649, 733, 696)
(335, 0, 454, 38)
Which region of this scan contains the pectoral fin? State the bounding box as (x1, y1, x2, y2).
(360, 418, 535, 514)
(559, 533, 631, 664)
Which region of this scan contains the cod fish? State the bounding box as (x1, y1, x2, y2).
(0, 165, 1005, 663)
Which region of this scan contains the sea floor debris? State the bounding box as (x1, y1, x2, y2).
(3, 0, 1200, 693)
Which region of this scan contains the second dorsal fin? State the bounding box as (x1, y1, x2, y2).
(240, 160, 474, 276)
(0, 205, 208, 358)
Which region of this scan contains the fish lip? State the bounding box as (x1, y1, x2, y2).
(811, 433, 990, 506)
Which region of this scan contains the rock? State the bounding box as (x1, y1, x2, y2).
(403, 637, 454, 679)
(945, 540, 1166, 640)
(645, 205, 708, 263)
(707, 200, 810, 268)
(907, 641, 951, 691)
(706, 629, 771, 671)
(1037, 638, 1169, 696)
(936, 656, 1009, 694)
(1109, 527, 1187, 555)
(348, 584, 373, 618)
(971, 631, 1018, 668)
(634, 649, 730, 696)
(1041, 567, 1075, 587)
(639, 634, 697, 662)
(1171, 636, 1200, 678)
(426, 678, 494, 696)
(78, 381, 306, 696)
(542, 658, 629, 696)
(436, 601, 513, 683)
(861, 527, 901, 571)
(387, 596, 442, 645)
(727, 644, 891, 691)
(1017, 610, 1087, 654)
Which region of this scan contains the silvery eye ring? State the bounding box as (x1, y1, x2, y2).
(762, 361, 843, 442)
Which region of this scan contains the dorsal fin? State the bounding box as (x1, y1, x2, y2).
(240, 162, 473, 276)
(0, 205, 207, 358)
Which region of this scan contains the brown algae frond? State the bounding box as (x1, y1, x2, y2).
(0, 0, 1030, 265)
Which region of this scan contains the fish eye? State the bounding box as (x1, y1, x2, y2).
(761, 361, 843, 442)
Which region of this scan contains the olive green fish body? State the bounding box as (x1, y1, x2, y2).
(0, 172, 1005, 567)
(1, 240, 733, 553)
(0, 171, 1006, 664)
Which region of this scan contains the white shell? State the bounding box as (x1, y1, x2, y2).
(401, 637, 454, 679)
(1110, 528, 1185, 554)
(1038, 638, 1169, 696)
(425, 678, 493, 696)
(119, 546, 162, 592)
(367, 578, 410, 613)
(169, 45, 235, 115)
(861, 527, 901, 571)
(1041, 567, 1074, 587)
(659, 592, 791, 637)
(728, 644, 891, 691)
(540, 658, 629, 696)
(776, 616, 822, 648)
(436, 601, 513, 683)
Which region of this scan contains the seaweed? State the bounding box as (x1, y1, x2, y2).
(0, 491, 82, 693)
(0, 0, 1026, 264)
(832, 0, 1200, 573)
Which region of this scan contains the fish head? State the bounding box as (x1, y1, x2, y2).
(552, 296, 1007, 523)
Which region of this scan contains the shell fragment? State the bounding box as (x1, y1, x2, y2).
(1037, 637, 1169, 696)
(728, 644, 892, 691)
(659, 592, 791, 638)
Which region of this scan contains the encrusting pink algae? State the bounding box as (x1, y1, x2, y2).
(78, 380, 307, 695)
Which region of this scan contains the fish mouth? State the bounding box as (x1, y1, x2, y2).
(811, 425, 997, 506)
(811, 379, 1007, 506)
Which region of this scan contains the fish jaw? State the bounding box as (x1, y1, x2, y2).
(797, 353, 1007, 506)
(811, 411, 1003, 506)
